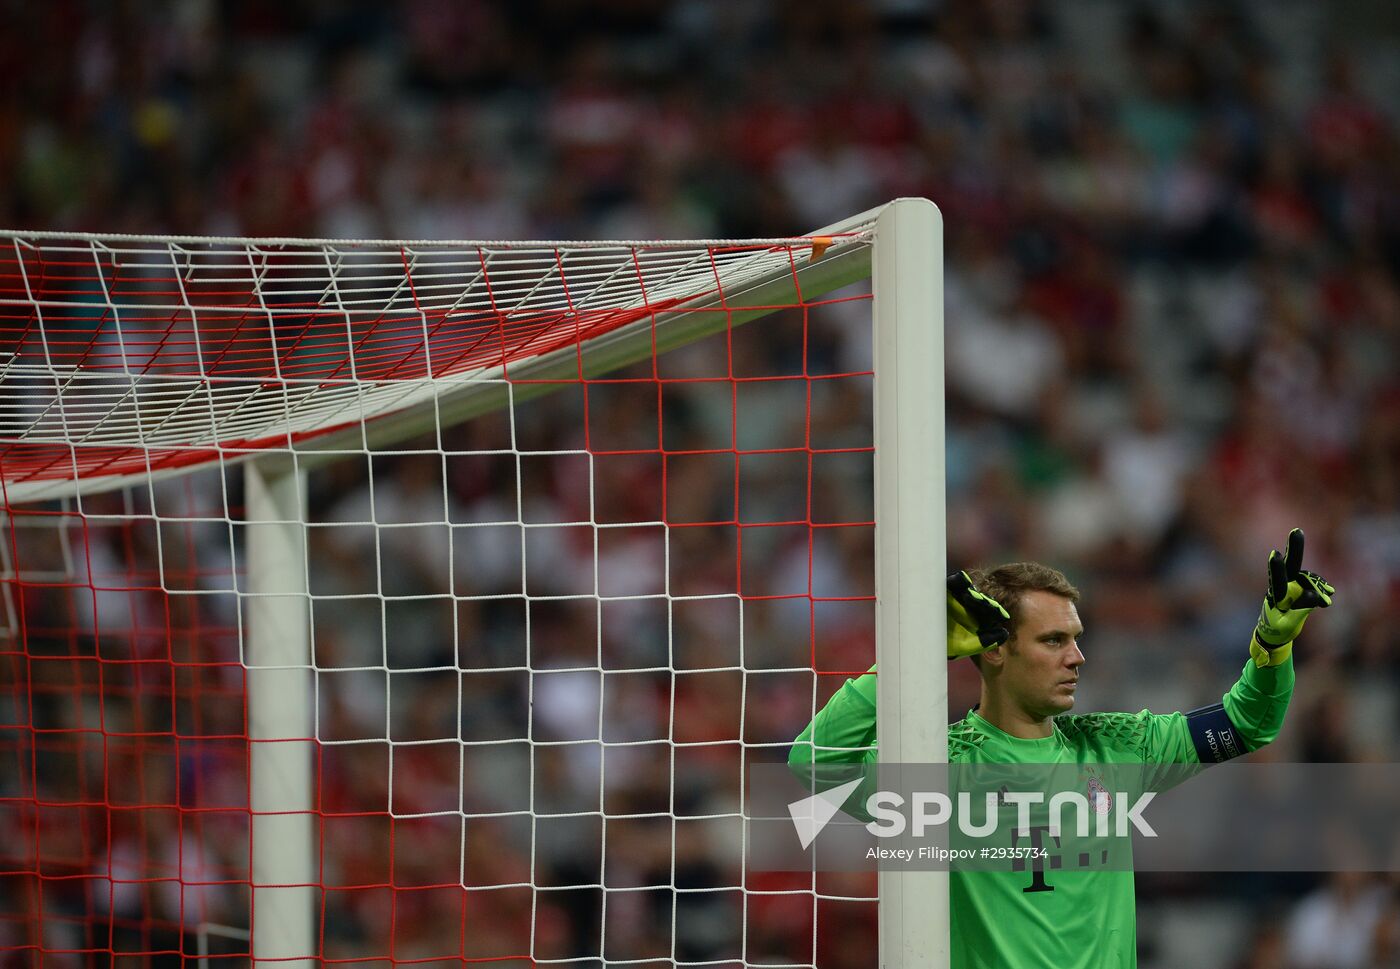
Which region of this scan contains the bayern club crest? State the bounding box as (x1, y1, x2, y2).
(1086, 774, 1113, 815)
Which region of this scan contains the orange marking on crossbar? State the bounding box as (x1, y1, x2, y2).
(809, 237, 833, 261)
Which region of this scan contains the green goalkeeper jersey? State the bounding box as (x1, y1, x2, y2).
(789, 659, 1294, 969)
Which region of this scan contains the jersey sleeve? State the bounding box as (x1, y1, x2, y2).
(1137, 653, 1295, 770)
(1057, 708, 1195, 763)
(1136, 709, 1196, 763)
(1220, 654, 1295, 751)
(1053, 653, 1295, 798)
(788, 667, 879, 821)
(789, 668, 878, 769)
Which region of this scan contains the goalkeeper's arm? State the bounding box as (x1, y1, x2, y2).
(787, 665, 879, 820)
(789, 665, 878, 772)
(1188, 529, 1334, 761)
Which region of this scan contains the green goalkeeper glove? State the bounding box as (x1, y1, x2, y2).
(1251, 528, 1335, 668)
(948, 571, 1010, 659)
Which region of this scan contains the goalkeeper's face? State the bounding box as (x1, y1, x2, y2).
(1001, 591, 1085, 717)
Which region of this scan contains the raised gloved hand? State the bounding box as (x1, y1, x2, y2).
(948, 571, 1010, 659)
(1251, 528, 1335, 668)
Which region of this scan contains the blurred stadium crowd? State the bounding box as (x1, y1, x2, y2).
(3, 0, 1400, 967)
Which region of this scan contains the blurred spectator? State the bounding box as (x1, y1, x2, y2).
(1285, 873, 1390, 969)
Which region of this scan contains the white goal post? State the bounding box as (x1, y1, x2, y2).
(0, 197, 946, 968)
(872, 201, 947, 966)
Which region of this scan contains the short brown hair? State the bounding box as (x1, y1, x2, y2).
(967, 563, 1080, 667)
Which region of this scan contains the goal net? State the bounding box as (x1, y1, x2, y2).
(0, 199, 946, 967)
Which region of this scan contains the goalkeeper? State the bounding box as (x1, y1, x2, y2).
(789, 529, 1334, 969)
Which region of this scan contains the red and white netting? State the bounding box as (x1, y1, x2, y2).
(0, 226, 879, 967)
